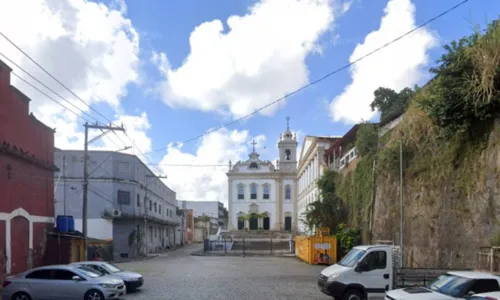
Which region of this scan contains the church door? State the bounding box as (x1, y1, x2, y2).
(237, 219, 244, 230)
(249, 214, 258, 230)
(263, 217, 270, 230)
(284, 216, 292, 231)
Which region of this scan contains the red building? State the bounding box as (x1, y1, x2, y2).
(0, 59, 57, 282)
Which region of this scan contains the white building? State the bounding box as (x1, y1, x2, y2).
(296, 136, 340, 233)
(227, 119, 297, 232)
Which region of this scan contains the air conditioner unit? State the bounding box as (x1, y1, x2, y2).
(112, 209, 122, 217)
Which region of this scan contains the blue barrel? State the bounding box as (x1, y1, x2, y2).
(67, 216, 75, 232)
(56, 215, 70, 233)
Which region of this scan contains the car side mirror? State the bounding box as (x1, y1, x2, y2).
(355, 261, 368, 273)
(72, 276, 83, 281)
(467, 291, 475, 298)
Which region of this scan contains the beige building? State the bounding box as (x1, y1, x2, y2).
(296, 136, 340, 233)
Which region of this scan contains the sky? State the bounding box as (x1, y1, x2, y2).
(0, 0, 498, 207)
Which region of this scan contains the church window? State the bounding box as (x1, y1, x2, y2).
(263, 185, 270, 200)
(249, 162, 258, 169)
(285, 149, 291, 160)
(285, 185, 291, 200)
(250, 184, 257, 200)
(237, 185, 244, 200)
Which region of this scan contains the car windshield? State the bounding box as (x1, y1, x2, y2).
(102, 263, 122, 273)
(77, 266, 103, 278)
(429, 274, 472, 297)
(337, 248, 366, 267)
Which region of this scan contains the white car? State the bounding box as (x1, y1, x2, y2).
(385, 271, 500, 300)
(71, 261, 143, 292)
(469, 291, 500, 299)
(2, 265, 126, 300)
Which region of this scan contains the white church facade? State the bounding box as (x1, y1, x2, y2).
(227, 120, 297, 232)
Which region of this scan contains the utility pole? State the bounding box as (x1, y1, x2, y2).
(143, 174, 167, 256)
(399, 139, 404, 267)
(63, 155, 66, 216)
(82, 122, 125, 260)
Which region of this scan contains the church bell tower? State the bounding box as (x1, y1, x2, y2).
(277, 117, 297, 173)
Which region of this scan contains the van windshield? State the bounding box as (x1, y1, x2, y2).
(337, 248, 366, 267)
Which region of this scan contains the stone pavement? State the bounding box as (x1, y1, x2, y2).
(115, 243, 331, 300)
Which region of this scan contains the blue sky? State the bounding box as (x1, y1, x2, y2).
(1, 0, 498, 203)
(125, 0, 497, 161)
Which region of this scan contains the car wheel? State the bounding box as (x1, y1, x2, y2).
(342, 289, 364, 300)
(85, 289, 105, 300)
(12, 292, 32, 300)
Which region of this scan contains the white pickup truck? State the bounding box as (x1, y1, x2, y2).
(317, 244, 479, 300)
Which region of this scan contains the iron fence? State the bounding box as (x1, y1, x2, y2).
(204, 236, 294, 256)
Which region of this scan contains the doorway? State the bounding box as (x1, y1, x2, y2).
(284, 216, 292, 231)
(249, 214, 258, 230)
(263, 217, 270, 230)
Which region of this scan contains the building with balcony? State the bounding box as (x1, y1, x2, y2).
(54, 150, 179, 260)
(296, 136, 340, 233)
(323, 124, 361, 174)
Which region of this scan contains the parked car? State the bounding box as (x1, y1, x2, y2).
(318, 244, 466, 300)
(71, 261, 144, 292)
(2, 264, 126, 300)
(385, 271, 500, 300)
(469, 291, 500, 299)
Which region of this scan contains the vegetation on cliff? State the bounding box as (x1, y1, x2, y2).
(311, 20, 500, 253)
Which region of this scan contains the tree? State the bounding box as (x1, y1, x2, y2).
(303, 170, 347, 233)
(355, 123, 378, 157)
(419, 20, 500, 138)
(370, 87, 414, 123)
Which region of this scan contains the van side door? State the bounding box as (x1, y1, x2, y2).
(356, 249, 390, 300)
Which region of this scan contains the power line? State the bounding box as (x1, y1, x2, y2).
(0, 32, 111, 125)
(140, 0, 471, 157)
(0, 52, 100, 123)
(10, 72, 94, 124)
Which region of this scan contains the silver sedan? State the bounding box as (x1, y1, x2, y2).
(71, 261, 143, 292)
(1, 265, 126, 300)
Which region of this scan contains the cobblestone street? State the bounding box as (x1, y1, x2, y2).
(116, 245, 331, 300)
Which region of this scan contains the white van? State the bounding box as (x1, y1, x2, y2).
(317, 244, 460, 300)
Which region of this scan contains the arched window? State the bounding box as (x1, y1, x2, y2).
(263, 185, 270, 200)
(285, 149, 291, 160)
(250, 184, 257, 199)
(237, 184, 244, 200)
(285, 185, 291, 200)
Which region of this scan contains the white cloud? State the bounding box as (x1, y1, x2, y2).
(158, 129, 253, 206)
(153, 0, 344, 119)
(329, 0, 437, 123)
(0, 0, 144, 151)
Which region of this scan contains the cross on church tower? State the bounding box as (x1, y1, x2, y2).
(286, 116, 290, 130)
(251, 140, 257, 153)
